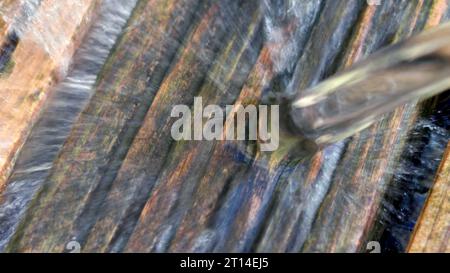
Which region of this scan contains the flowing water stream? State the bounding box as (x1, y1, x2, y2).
(0, 0, 448, 253)
(0, 0, 138, 250)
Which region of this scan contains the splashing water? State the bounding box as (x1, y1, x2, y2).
(0, 0, 138, 251)
(0, 0, 448, 253)
(0, 0, 41, 35)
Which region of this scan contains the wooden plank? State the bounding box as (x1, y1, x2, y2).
(0, 0, 100, 190)
(85, 0, 264, 253)
(408, 142, 450, 253)
(3, 0, 449, 253)
(6, 0, 210, 253)
(301, 0, 450, 253)
(0, 0, 21, 44)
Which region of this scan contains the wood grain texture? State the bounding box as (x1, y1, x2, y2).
(301, 0, 449, 253)
(408, 142, 449, 253)
(7, 0, 204, 253)
(0, 0, 100, 190)
(0, 0, 21, 45)
(2, 0, 449, 253)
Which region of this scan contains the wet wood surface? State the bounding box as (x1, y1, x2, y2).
(408, 143, 449, 253)
(1, 0, 449, 252)
(0, 0, 100, 189)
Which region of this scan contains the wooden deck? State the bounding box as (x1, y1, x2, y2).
(1, 0, 449, 252)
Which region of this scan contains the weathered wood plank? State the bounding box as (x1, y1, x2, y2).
(408, 142, 450, 253)
(3, 0, 449, 253)
(122, 0, 327, 253)
(6, 0, 205, 252)
(84, 0, 264, 253)
(0, 0, 100, 190)
(301, 0, 449, 253)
